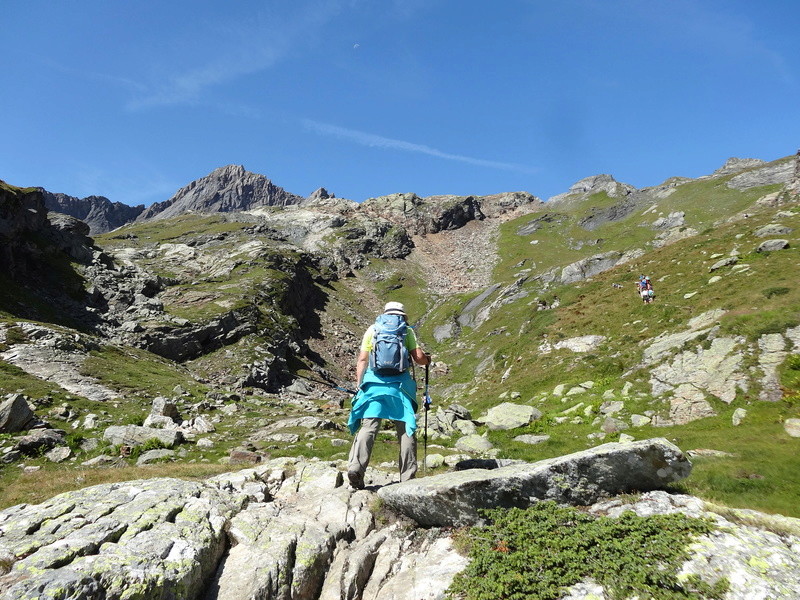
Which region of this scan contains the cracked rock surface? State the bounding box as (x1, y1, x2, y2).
(2, 446, 800, 600)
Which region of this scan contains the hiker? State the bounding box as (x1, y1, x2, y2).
(636, 276, 645, 301)
(644, 276, 655, 303)
(637, 276, 649, 303)
(637, 276, 655, 303)
(347, 301, 430, 489)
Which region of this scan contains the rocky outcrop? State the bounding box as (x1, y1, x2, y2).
(3, 448, 800, 600)
(784, 148, 800, 199)
(305, 187, 335, 202)
(103, 424, 184, 447)
(539, 335, 606, 354)
(45, 212, 95, 263)
(561, 251, 624, 284)
(0, 322, 120, 403)
(711, 157, 766, 177)
(644, 316, 800, 425)
(578, 195, 641, 231)
(41, 190, 144, 234)
(476, 191, 541, 219)
(516, 212, 568, 235)
(360, 193, 485, 235)
(724, 157, 795, 190)
(138, 165, 304, 222)
(548, 174, 636, 206)
(134, 306, 260, 362)
(0, 182, 50, 277)
(589, 491, 800, 600)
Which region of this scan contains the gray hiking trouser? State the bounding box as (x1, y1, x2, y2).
(348, 417, 417, 482)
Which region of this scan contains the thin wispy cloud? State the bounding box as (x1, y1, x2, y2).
(127, 1, 355, 110)
(42, 58, 147, 94)
(303, 119, 538, 174)
(128, 52, 280, 110)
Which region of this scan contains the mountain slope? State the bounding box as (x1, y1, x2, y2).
(412, 152, 800, 515)
(1, 152, 799, 518)
(41, 190, 145, 234)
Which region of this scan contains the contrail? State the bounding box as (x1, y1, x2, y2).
(303, 119, 537, 174)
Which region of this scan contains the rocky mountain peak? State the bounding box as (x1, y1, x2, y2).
(306, 187, 335, 202)
(136, 165, 304, 222)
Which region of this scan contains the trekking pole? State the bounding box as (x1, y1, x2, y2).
(423, 362, 431, 476)
(292, 372, 357, 395)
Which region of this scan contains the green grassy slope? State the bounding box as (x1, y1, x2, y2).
(415, 166, 800, 516)
(2, 162, 799, 516)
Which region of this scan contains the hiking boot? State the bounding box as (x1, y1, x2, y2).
(347, 470, 364, 490)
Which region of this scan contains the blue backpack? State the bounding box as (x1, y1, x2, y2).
(369, 314, 410, 375)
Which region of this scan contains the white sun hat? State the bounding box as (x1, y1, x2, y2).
(383, 301, 407, 316)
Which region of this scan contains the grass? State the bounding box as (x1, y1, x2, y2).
(3, 166, 800, 522)
(0, 180, 39, 195)
(95, 214, 255, 247)
(362, 258, 432, 325)
(0, 463, 238, 510)
(415, 174, 800, 517)
(79, 345, 209, 402)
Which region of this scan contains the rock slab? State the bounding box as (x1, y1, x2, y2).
(378, 438, 692, 527)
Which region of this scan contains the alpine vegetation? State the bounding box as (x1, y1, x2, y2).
(0, 150, 799, 599)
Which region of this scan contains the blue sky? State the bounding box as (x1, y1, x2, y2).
(2, 0, 798, 206)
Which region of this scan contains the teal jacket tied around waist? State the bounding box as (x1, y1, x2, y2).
(347, 370, 418, 436)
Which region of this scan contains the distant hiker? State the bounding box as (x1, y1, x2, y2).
(347, 301, 430, 489)
(637, 276, 655, 303)
(637, 276, 649, 303)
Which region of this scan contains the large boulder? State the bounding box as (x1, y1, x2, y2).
(0, 394, 36, 433)
(785, 419, 800, 438)
(480, 402, 542, 430)
(103, 425, 184, 448)
(757, 239, 789, 252)
(754, 223, 793, 237)
(378, 438, 691, 527)
(13, 429, 66, 456)
(143, 396, 182, 429)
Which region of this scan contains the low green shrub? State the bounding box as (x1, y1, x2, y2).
(761, 287, 790, 298)
(447, 502, 727, 600)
